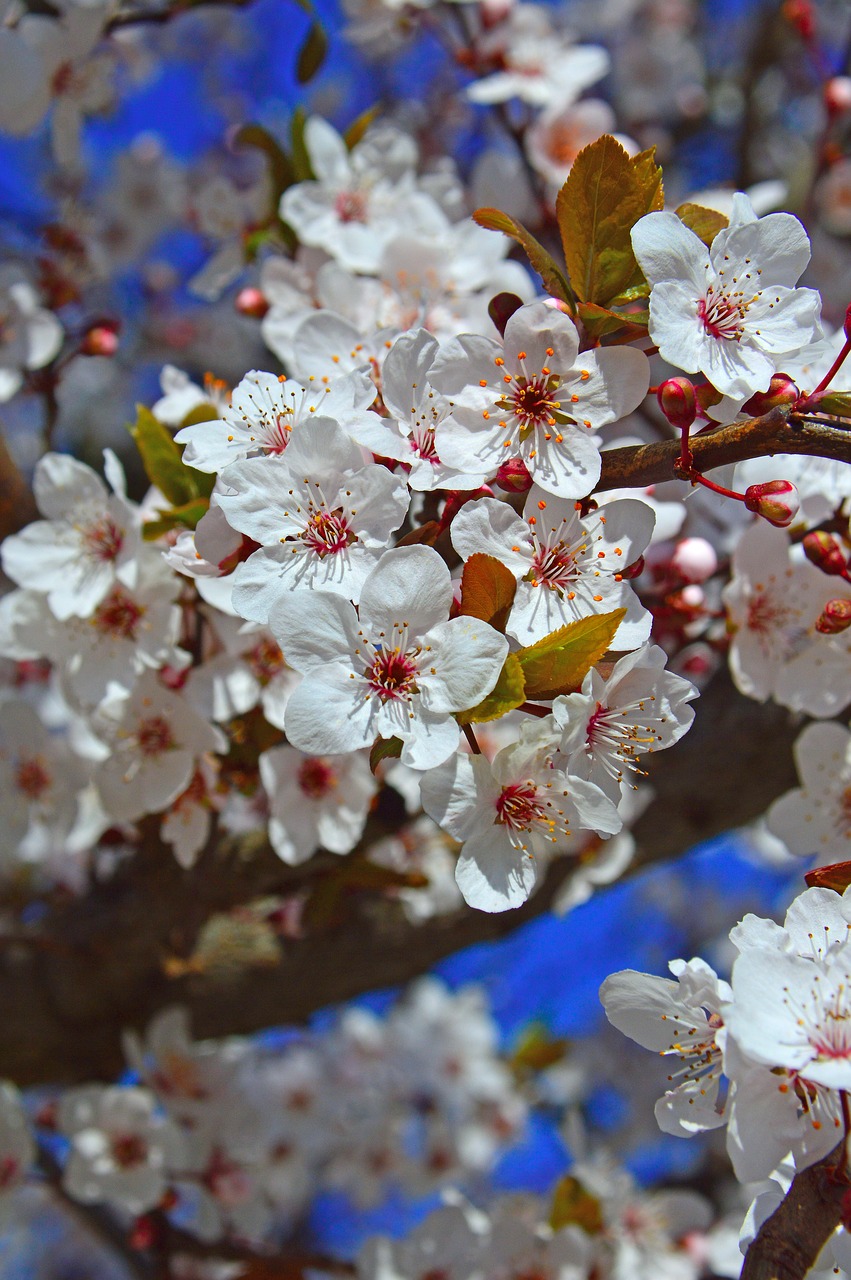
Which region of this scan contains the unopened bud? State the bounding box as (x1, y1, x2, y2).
(129, 1216, 157, 1251)
(816, 598, 851, 633)
(803, 530, 849, 577)
(845, 300, 851, 343)
(744, 479, 800, 528)
(235, 286, 270, 319)
(783, 0, 815, 40)
(621, 554, 645, 580)
(742, 373, 799, 415)
(671, 536, 718, 583)
(825, 76, 851, 116)
(657, 377, 697, 431)
(439, 485, 494, 531)
(80, 324, 119, 357)
(495, 457, 533, 492)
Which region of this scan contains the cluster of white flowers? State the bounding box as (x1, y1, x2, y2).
(601, 882, 851, 1272)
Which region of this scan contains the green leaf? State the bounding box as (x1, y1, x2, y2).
(458, 554, 517, 632)
(296, 19, 327, 83)
(232, 123, 294, 204)
(577, 301, 648, 340)
(177, 401, 220, 430)
(815, 391, 851, 417)
(369, 735, 403, 775)
(128, 406, 199, 507)
(604, 281, 651, 307)
(510, 1023, 570, 1073)
(550, 1175, 604, 1235)
(556, 136, 664, 307)
(675, 202, 728, 248)
(290, 106, 314, 181)
(456, 653, 525, 725)
(514, 610, 626, 702)
(142, 497, 211, 541)
(473, 207, 575, 309)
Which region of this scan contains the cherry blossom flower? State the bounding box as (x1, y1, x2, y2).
(551, 644, 697, 803)
(0, 700, 87, 862)
(185, 614, 300, 731)
(631, 193, 822, 400)
(216, 417, 410, 620)
(467, 11, 609, 108)
(93, 673, 226, 823)
(58, 1085, 184, 1215)
(450, 487, 655, 647)
(1, 451, 140, 620)
(431, 300, 649, 499)
(174, 367, 374, 474)
(270, 546, 509, 770)
(421, 727, 621, 911)
(259, 744, 377, 865)
(601, 958, 732, 1136)
(0, 268, 63, 402)
(722, 521, 851, 717)
(767, 721, 851, 860)
(0, 1083, 35, 1197)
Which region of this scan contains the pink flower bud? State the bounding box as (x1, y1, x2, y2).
(671, 536, 718, 583)
(80, 324, 119, 357)
(825, 76, 851, 116)
(235, 287, 270, 319)
(803, 530, 849, 577)
(656, 378, 697, 431)
(816, 598, 851, 634)
(744, 480, 800, 528)
(495, 458, 533, 492)
(620, 554, 645, 581)
(742, 373, 800, 415)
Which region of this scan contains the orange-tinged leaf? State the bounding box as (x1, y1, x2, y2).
(511, 1022, 570, 1073)
(577, 301, 649, 339)
(550, 1175, 605, 1235)
(515, 610, 626, 702)
(473, 207, 574, 308)
(675, 202, 728, 247)
(557, 135, 663, 307)
(396, 520, 442, 548)
(805, 861, 851, 894)
(456, 653, 525, 725)
(458, 553, 517, 632)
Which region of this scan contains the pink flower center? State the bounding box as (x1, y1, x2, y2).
(413, 426, 440, 463)
(110, 1133, 148, 1169)
(366, 649, 419, 701)
(697, 289, 744, 342)
(137, 714, 176, 758)
(530, 542, 578, 591)
(335, 189, 368, 224)
(263, 414, 291, 455)
(93, 587, 143, 640)
(297, 757, 337, 799)
(0, 1156, 19, 1189)
(495, 781, 546, 831)
(746, 589, 791, 635)
(246, 637, 285, 685)
(15, 755, 51, 800)
(82, 516, 124, 563)
(302, 508, 355, 558)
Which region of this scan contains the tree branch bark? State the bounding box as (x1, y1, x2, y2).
(741, 1142, 847, 1280)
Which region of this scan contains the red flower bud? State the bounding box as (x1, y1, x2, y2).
(803, 531, 849, 577)
(620, 554, 645, 580)
(495, 458, 533, 493)
(235, 286, 270, 319)
(439, 486, 494, 530)
(744, 480, 800, 528)
(129, 1215, 157, 1251)
(783, 0, 815, 40)
(656, 378, 697, 431)
(825, 76, 851, 116)
(742, 373, 800, 416)
(80, 324, 119, 357)
(816, 598, 851, 634)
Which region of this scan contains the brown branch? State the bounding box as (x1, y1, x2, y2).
(741, 1141, 847, 1280)
(0, 424, 37, 540)
(595, 408, 851, 494)
(0, 672, 800, 1087)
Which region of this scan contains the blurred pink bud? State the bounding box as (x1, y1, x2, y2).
(825, 76, 851, 115)
(816, 598, 851, 634)
(742, 373, 799, 415)
(744, 479, 800, 527)
(803, 530, 849, 577)
(671, 536, 717, 583)
(235, 287, 270, 319)
(80, 324, 119, 357)
(495, 458, 533, 492)
(439, 486, 494, 531)
(657, 377, 697, 431)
